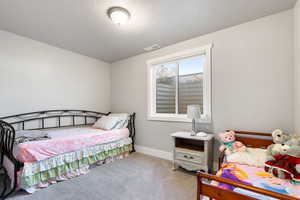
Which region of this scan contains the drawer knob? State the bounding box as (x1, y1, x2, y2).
(183, 155, 194, 159)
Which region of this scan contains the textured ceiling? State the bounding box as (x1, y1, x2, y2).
(0, 0, 297, 63)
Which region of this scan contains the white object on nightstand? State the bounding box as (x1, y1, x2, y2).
(171, 131, 214, 172)
(196, 132, 207, 137)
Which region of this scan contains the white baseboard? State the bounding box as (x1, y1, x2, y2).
(135, 145, 173, 161)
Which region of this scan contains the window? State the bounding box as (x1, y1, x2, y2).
(147, 44, 212, 122)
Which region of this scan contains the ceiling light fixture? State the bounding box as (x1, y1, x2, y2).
(107, 7, 131, 25)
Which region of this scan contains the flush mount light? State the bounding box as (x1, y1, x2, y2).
(107, 7, 131, 25)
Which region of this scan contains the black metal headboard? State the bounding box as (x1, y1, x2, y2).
(0, 110, 109, 130)
(0, 109, 135, 140)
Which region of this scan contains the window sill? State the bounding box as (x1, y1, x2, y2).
(147, 115, 211, 123)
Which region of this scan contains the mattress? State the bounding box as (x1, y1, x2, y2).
(212, 162, 300, 200)
(14, 127, 130, 163)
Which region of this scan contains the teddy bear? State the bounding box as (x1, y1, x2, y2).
(271, 129, 291, 144)
(285, 141, 300, 174)
(266, 143, 290, 161)
(265, 142, 300, 181)
(266, 129, 291, 161)
(218, 130, 246, 155)
(285, 135, 300, 147)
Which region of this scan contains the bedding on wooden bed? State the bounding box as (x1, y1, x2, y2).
(211, 162, 300, 200)
(197, 130, 300, 200)
(4, 127, 132, 193)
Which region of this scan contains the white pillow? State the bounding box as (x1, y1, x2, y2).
(109, 113, 130, 128)
(226, 147, 267, 167)
(93, 116, 122, 130)
(109, 113, 130, 119)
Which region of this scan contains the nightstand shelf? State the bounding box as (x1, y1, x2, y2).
(175, 139, 205, 152)
(171, 132, 214, 173)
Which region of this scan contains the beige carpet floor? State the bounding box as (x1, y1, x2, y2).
(6, 153, 197, 200)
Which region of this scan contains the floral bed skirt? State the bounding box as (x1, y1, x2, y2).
(18, 137, 132, 193)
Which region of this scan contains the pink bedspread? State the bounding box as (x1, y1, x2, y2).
(15, 127, 130, 163)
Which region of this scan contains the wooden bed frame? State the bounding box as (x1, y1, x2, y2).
(0, 110, 136, 200)
(197, 130, 300, 200)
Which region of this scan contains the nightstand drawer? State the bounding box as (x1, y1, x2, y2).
(175, 151, 203, 164)
(176, 160, 204, 171)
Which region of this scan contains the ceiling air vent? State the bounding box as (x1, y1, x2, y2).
(144, 44, 161, 52)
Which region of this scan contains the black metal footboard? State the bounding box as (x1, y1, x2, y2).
(0, 110, 136, 199)
(0, 120, 23, 199)
(127, 113, 136, 152)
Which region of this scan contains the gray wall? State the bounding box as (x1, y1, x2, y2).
(0, 30, 111, 116)
(111, 10, 294, 153)
(295, 1, 300, 133)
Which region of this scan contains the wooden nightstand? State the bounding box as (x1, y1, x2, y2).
(171, 132, 214, 173)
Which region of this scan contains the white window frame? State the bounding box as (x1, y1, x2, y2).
(147, 44, 212, 123)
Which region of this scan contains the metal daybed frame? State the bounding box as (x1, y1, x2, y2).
(0, 110, 136, 199)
